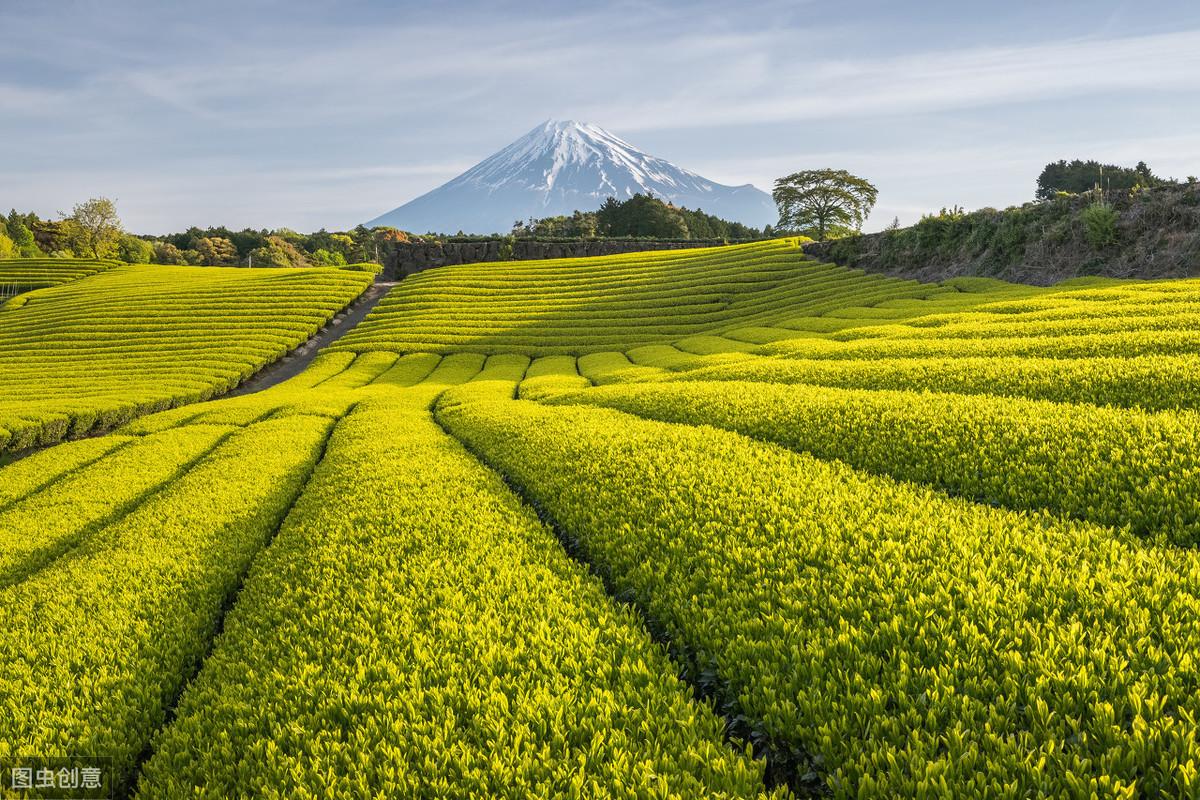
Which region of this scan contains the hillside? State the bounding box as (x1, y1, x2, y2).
(0, 263, 370, 451)
(805, 183, 1200, 284)
(2, 241, 1200, 797)
(333, 239, 978, 356)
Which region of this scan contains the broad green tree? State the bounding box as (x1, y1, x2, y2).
(248, 235, 307, 267)
(117, 234, 155, 263)
(596, 193, 689, 238)
(773, 170, 878, 241)
(329, 233, 355, 256)
(70, 197, 122, 258)
(6, 218, 41, 257)
(311, 248, 347, 266)
(153, 241, 188, 265)
(195, 236, 239, 265)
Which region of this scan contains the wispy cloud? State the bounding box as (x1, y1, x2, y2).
(588, 28, 1200, 130)
(2, 0, 1197, 232)
(272, 163, 476, 183)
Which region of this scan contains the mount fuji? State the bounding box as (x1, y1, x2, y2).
(364, 120, 778, 234)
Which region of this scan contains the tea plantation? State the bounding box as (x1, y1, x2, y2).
(2, 240, 1198, 798)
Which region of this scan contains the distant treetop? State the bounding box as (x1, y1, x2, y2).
(1035, 159, 1164, 200)
(2, 203, 400, 268)
(511, 194, 765, 240)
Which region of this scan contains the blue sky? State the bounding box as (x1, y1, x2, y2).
(2, 0, 1198, 234)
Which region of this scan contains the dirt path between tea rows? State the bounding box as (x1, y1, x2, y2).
(227, 280, 397, 396)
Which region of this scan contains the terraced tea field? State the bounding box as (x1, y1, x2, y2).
(2, 239, 1199, 798)
(0, 257, 122, 298)
(331, 238, 982, 356)
(0, 260, 370, 452)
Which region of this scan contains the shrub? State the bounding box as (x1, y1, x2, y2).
(117, 235, 155, 264)
(1081, 201, 1119, 248)
(340, 261, 382, 275)
(310, 248, 346, 266)
(496, 235, 516, 261)
(991, 206, 1032, 264)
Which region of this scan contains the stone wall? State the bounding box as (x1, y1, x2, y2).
(380, 238, 737, 279)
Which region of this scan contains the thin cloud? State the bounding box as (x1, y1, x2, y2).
(273, 164, 477, 182)
(2, 1, 1197, 231)
(593, 28, 1200, 131)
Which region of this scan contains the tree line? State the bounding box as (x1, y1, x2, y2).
(4, 158, 1192, 265)
(768, 160, 1196, 243)
(0, 199, 407, 267)
(1035, 159, 1195, 200)
(511, 194, 768, 240)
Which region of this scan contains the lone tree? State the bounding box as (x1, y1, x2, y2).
(773, 169, 878, 241)
(70, 197, 122, 258)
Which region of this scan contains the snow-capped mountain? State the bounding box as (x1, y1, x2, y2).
(364, 120, 778, 234)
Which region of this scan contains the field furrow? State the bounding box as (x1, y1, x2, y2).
(133, 386, 779, 799)
(0, 263, 371, 451)
(0, 425, 235, 587)
(540, 379, 1200, 544)
(436, 384, 1200, 797)
(0, 415, 334, 792)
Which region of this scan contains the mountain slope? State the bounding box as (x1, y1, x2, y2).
(365, 120, 777, 234)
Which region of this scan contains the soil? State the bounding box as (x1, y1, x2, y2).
(227, 280, 397, 396)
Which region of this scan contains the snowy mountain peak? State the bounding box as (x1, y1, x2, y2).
(365, 121, 776, 234)
(461, 119, 708, 196)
